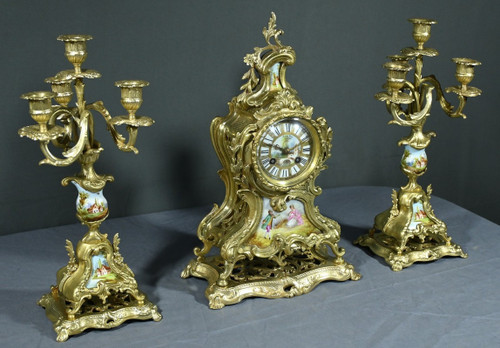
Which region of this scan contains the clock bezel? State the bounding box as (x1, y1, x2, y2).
(253, 115, 321, 188)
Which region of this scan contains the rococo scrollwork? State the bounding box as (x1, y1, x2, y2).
(182, 13, 359, 309)
(18, 35, 161, 341)
(355, 18, 481, 271)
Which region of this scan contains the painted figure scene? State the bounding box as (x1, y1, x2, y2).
(86, 254, 117, 289)
(248, 198, 317, 248)
(269, 63, 282, 91)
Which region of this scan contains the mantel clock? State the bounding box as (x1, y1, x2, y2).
(182, 13, 360, 309)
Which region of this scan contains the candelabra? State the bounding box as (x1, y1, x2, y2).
(354, 19, 481, 271)
(18, 35, 161, 341)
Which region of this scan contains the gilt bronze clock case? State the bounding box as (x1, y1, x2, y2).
(182, 13, 360, 309)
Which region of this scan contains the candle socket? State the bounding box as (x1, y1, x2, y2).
(115, 80, 149, 119)
(409, 18, 436, 50)
(384, 61, 412, 95)
(45, 76, 73, 107)
(21, 91, 56, 132)
(452, 57, 481, 90)
(57, 35, 92, 74)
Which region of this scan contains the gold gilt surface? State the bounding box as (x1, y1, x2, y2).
(18, 35, 160, 340)
(355, 18, 480, 271)
(182, 13, 359, 309)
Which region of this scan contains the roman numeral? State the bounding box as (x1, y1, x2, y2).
(263, 134, 274, 145)
(302, 145, 310, 154)
(273, 126, 281, 136)
(262, 158, 271, 168)
(269, 166, 279, 177)
(291, 165, 300, 175)
(260, 147, 270, 156)
(279, 169, 290, 178)
(293, 125, 302, 136)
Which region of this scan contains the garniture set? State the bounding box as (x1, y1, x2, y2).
(18, 13, 480, 341)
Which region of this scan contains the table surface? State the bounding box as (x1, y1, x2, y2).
(1, 186, 499, 348)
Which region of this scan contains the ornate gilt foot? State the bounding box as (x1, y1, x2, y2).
(355, 231, 467, 271)
(38, 289, 162, 342)
(356, 185, 468, 271)
(182, 255, 360, 309)
(40, 227, 162, 341)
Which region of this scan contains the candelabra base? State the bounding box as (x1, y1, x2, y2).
(354, 231, 467, 271)
(182, 255, 360, 309)
(38, 288, 162, 342)
(355, 185, 468, 271)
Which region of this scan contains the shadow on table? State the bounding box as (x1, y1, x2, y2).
(138, 229, 197, 285)
(337, 222, 391, 270)
(136, 227, 210, 305)
(0, 288, 56, 341)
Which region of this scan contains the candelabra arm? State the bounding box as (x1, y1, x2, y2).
(49, 107, 83, 147)
(388, 84, 434, 127)
(405, 81, 420, 112)
(403, 80, 416, 95)
(87, 101, 140, 154)
(421, 75, 454, 115)
(87, 101, 125, 143)
(446, 94, 467, 119)
(74, 79, 86, 114)
(122, 126, 139, 154)
(39, 111, 89, 166)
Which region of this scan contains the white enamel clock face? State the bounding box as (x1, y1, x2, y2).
(257, 119, 313, 181)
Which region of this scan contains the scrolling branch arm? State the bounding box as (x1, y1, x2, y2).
(87, 101, 141, 154)
(39, 109, 90, 166)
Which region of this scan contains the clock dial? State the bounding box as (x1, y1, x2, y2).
(257, 119, 313, 181)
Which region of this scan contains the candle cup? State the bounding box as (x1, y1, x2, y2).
(45, 75, 73, 107)
(57, 35, 93, 74)
(383, 61, 412, 97)
(388, 55, 411, 64)
(408, 18, 436, 50)
(452, 58, 481, 91)
(115, 80, 149, 120)
(21, 91, 56, 133)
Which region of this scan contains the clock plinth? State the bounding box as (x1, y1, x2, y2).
(182, 13, 360, 308)
(183, 255, 359, 309)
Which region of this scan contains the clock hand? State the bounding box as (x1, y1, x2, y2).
(288, 143, 300, 152)
(285, 142, 304, 155)
(272, 144, 287, 154)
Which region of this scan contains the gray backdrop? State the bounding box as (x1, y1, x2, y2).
(2, 0, 498, 235)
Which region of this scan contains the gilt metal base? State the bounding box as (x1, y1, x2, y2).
(182, 255, 360, 309)
(355, 230, 467, 272)
(38, 288, 162, 342)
